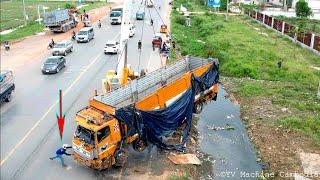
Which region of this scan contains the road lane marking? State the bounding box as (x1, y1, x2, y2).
(0, 53, 103, 166)
(146, 52, 153, 73)
(0, 31, 122, 166)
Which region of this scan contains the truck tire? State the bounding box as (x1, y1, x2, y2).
(114, 149, 128, 167)
(5, 93, 11, 102)
(193, 101, 203, 114)
(132, 139, 147, 152)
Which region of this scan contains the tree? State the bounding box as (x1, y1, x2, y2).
(65, 2, 75, 9)
(295, 0, 312, 18)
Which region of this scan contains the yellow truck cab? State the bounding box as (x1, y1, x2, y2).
(72, 106, 124, 169)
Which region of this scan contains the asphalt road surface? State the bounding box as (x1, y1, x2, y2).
(0, 1, 169, 179)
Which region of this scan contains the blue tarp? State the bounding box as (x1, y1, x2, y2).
(115, 62, 219, 151)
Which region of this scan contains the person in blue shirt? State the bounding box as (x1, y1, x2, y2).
(50, 144, 72, 167)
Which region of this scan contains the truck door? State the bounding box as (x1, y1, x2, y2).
(97, 125, 116, 159)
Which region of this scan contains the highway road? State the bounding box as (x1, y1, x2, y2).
(0, 1, 169, 179)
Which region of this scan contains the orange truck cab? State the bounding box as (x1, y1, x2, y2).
(72, 56, 219, 170)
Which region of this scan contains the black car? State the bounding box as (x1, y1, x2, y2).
(42, 56, 66, 74)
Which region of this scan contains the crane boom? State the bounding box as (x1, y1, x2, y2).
(117, 0, 133, 83)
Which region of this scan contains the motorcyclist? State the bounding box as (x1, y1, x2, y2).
(161, 42, 168, 53)
(48, 39, 55, 49)
(150, 19, 153, 26)
(138, 40, 142, 50)
(4, 41, 10, 51)
(72, 31, 76, 40)
(98, 20, 101, 28)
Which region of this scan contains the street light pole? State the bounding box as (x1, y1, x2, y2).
(22, 0, 27, 25)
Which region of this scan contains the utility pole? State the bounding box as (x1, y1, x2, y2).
(226, 0, 229, 21)
(22, 0, 27, 25)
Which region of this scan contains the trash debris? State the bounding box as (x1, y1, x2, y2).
(226, 114, 234, 119)
(207, 124, 235, 131)
(259, 162, 269, 171)
(168, 153, 201, 165)
(196, 39, 206, 44)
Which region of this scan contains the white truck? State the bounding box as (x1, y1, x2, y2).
(44, 9, 78, 33)
(110, 7, 123, 25)
(0, 70, 15, 103)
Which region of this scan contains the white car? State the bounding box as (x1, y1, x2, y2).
(104, 41, 119, 54)
(129, 24, 136, 37)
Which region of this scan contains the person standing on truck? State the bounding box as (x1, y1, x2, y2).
(50, 144, 72, 167)
(138, 40, 142, 51)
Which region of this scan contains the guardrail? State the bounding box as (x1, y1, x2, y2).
(244, 10, 320, 55)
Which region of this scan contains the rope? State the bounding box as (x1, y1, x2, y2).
(135, 4, 147, 101)
(147, 6, 164, 68)
(137, 5, 146, 75)
(151, 2, 172, 36)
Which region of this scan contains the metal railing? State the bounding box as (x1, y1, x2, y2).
(94, 56, 216, 109)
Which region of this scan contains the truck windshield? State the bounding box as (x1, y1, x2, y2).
(78, 31, 88, 35)
(75, 125, 95, 145)
(110, 78, 119, 84)
(110, 11, 121, 17)
(54, 43, 66, 48)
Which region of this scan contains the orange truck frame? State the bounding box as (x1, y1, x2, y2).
(72, 56, 219, 170)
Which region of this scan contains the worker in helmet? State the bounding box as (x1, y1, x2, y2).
(50, 144, 72, 167)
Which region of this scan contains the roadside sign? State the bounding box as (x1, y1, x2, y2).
(208, 0, 221, 7)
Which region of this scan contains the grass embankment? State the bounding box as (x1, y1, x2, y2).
(274, 16, 320, 35)
(0, 0, 107, 42)
(170, 0, 320, 176)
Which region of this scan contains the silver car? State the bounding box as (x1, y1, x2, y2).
(52, 40, 73, 56)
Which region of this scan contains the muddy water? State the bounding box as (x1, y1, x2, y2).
(197, 85, 261, 179)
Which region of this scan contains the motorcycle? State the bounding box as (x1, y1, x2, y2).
(98, 22, 101, 28)
(47, 41, 55, 49)
(4, 41, 10, 51)
(72, 31, 76, 40)
(150, 19, 153, 26)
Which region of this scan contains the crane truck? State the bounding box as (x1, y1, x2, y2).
(72, 56, 219, 170)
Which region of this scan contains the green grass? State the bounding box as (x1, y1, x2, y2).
(235, 81, 265, 97)
(280, 116, 320, 144)
(168, 172, 190, 180)
(171, 0, 320, 144)
(0, 0, 107, 42)
(0, 22, 43, 42)
(0, 0, 107, 31)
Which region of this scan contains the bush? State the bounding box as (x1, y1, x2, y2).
(65, 2, 75, 9)
(175, 15, 185, 25)
(295, 0, 312, 17)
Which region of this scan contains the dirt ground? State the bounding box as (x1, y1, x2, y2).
(221, 77, 320, 179)
(0, 4, 118, 71)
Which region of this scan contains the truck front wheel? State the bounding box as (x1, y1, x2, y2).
(5, 93, 11, 102)
(114, 149, 128, 167)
